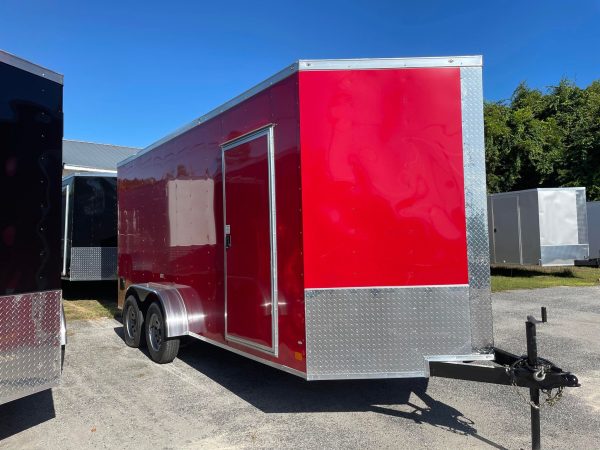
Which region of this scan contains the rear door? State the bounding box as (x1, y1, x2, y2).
(222, 126, 278, 354)
(491, 196, 521, 264)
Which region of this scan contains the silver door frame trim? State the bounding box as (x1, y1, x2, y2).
(221, 125, 279, 356)
(61, 184, 70, 276)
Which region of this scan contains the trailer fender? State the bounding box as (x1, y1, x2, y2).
(126, 282, 203, 338)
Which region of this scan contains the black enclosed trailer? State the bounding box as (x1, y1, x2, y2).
(0, 49, 66, 405)
(61, 173, 118, 281)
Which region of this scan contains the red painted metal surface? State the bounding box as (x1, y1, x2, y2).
(119, 73, 306, 373)
(299, 68, 468, 289)
(224, 135, 273, 349)
(119, 64, 470, 375)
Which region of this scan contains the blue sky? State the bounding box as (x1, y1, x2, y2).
(1, 1, 599, 148)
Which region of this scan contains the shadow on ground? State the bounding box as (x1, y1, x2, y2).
(115, 327, 506, 449)
(62, 280, 120, 320)
(0, 389, 56, 440)
(491, 265, 576, 278)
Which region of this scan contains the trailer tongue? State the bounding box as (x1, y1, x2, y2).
(430, 307, 579, 450)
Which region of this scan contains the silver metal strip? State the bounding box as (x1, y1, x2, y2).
(460, 66, 494, 351)
(309, 352, 495, 380)
(0, 49, 63, 84)
(426, 353, 495, 363)
(63, 164, 117, 174)
(118, 55, 482, 168)
(489, 187, 586, 198)
(221, 125, 279, 356)
(299, 55, 482, 71)
(188, 332, 306, 379)
(62, 172, 117, 182)
(307, 283, 469, 291)
(61, 184, 70, 276)
(308, 371, 427, 381)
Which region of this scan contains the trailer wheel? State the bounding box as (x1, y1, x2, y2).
(123, 296, 144, 348)
(145, 302, 179, 364)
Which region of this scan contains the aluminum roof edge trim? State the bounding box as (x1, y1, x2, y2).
(0, 49, 63, 85)
(298, 55, 482, 70)
(119, 55, 482, 168)
(63, 164, 118, 174)
(489, 187, 586, 197)
(62, 172, 117, 182)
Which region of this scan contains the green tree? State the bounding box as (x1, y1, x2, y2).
(485, 79, 600, 200)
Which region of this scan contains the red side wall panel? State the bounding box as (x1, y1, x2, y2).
(118, 74, 306, 372)
(299, 68, 468, 289)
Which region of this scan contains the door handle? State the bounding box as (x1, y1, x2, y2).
(225, 224, 231, 249)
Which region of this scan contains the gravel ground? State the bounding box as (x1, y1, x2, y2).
(1, 286, 598, 449)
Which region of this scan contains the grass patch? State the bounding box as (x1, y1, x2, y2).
(62, 281, 121, 322)
(491, 265, 600, 292)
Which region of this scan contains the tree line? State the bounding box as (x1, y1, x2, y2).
(485, 79, 600, 200)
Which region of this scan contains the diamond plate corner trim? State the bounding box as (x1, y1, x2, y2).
(0, 290, 62, 406)
(304, 286, 473, 379)
(461, 66, 494, 351)
(69, 247, 118, 281)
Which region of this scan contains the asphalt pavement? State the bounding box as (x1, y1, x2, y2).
(1, 286, 599, 449)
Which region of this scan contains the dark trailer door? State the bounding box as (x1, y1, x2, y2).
(62, 174, 118, 281)
(0, 49, 64, 405)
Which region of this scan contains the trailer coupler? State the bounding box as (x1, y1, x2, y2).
(429, 307, 579, 450)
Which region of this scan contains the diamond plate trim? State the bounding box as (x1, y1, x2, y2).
(540, 244, 589, 266)
(0, 290, 62, 405)
(68, 247, 117, 281)
(304, 286, 473, 379)
(461, 67, 494, 351)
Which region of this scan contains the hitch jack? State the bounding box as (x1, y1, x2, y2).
(429, 307, 580, 450)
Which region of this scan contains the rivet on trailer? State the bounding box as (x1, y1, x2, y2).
(116, 56, 579, 449)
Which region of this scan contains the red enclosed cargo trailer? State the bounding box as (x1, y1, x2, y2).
(118, 57, 582, 449)
(117, 56, 496, 378)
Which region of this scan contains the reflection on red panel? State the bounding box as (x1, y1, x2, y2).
(224, 135, 273, 348)
(118, 73, 306, 372)
(299, 68, 468, 288)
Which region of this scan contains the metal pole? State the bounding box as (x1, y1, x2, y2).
(526, 320, 541, 450)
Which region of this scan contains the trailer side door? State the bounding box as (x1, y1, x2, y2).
(222, 126, 278, 355)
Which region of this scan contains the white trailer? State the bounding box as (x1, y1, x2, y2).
(488, 188, 589, 266)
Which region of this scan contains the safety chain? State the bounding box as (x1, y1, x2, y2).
(505, 357, 564, 409)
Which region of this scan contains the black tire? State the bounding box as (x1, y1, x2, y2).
(123, 295, 144, 348)
(145, 302, 179, 364)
